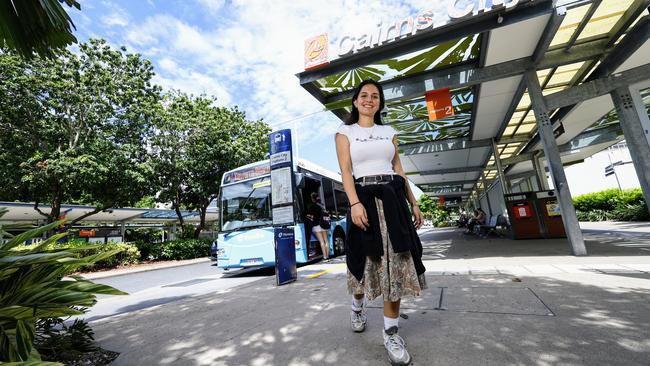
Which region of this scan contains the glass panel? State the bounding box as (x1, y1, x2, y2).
(516, 92, 531, 110)
(314, 34, 481, 96)
(545, 61, 585, 87)
(543, 85, 567, 96)
(577, 0, 635, 41)
(549, 4, 590, 48)
(517, 123, 537, 134)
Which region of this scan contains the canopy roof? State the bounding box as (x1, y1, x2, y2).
(298, 0, 650, 199)
(0, 201, 218, 225)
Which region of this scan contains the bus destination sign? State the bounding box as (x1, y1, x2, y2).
(223, 164, 271, 185)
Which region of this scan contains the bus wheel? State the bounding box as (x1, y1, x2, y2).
(333, 232, 345, 257)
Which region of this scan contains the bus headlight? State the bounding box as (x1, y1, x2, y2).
(295, 240, 301, 249)
(216, 248, 225, 256)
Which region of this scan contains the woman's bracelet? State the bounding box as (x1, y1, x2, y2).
(350, 201, 361, 208)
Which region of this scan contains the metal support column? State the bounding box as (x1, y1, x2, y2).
(121, 222, 125, 242)
(491, 138, 510, 194)
(525, 70, 587, 256)
(610, 87, 650, 214)
(532, 151, 549, 191)
(481, 173, 493, 215)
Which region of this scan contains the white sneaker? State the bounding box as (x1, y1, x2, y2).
(350, 298, 367, 332)
(383, 326, 411, 365)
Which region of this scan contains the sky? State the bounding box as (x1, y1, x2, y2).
(67, 0, 452, 197)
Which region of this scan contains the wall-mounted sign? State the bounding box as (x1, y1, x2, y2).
(304, 33, 329, 71)
(426, 88, 454, 121)
(329, 0, 522, 58)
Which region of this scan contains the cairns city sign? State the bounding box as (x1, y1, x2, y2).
(304, 0, 525, 70)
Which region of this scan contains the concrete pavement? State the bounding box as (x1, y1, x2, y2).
(90, 223, 650, 365)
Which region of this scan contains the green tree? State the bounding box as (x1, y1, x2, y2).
(151, 92, 269, 237)
(418, 194, 437, 220)
(418, 194, 449, 227)
(0, 0, 80, 59)
(0, 39, 162, 225)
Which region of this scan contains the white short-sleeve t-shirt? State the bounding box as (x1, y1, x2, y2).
(336, 123, 398, 178)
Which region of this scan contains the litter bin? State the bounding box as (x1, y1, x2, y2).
(505, 192, 542, 239)
(536, 191, 566, 238)
(504, 191, 566, 239)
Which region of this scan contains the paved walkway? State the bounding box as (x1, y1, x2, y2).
(91, 223, 650, 365)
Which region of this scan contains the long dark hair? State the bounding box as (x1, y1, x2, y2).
(346, 79, 385, 125)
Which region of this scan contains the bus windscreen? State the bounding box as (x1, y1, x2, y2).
(221, 177, 272, 231)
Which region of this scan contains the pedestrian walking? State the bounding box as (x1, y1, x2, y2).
(334, 79, 426, 365)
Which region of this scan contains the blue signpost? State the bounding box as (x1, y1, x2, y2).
(269, 129, 297, 285)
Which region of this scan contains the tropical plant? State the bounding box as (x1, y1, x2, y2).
(35, 316, 96, 361)
(0, 210, 127, 363)
(0, 0, 80, 59)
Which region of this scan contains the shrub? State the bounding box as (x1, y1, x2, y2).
(573, 188, 646, 212)
(50, 240, 140, 270)
(573, 188, 648, 221)
(0, 210, 127, 363)
(150, 238, 211, 260)
(133, 240, 155, 261)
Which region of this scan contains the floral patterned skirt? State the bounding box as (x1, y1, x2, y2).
(347, 198, 427, 302)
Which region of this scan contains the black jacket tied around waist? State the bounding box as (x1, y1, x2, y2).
(346, 175, 426, 282)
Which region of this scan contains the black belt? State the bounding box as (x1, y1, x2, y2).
(355, 175, 396, 184)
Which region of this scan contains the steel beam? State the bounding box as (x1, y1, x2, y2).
(563, 0, 600, 51)
(415, 165, 484, 176)
(589, 16, 650, 80)
(610, 87, 650, 214)
(322, 37, 610, 107)
(499, 135, 532, 144)
(534, 6, 567, 62)
(491, 138, 510, 194)
(480, 173, 493, 215)
(545, 63, 650, 110)
(297, 0, 554, 85)
(400, 137, 491, 155)
(418, 180, 477, 188)
(525, 70, 586, 255)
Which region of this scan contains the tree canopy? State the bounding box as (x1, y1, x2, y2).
(151, 92, 270, 237)
(0, 39, 161, 223)
(1, 38, 271, 231)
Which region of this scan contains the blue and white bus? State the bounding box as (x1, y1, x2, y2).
(213, 158, 349, 269)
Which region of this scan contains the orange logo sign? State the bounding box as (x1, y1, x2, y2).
(425, 88, 454, 121)
(304, 34, 329, 70)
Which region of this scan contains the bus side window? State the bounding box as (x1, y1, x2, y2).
(334, 189, 349, 219)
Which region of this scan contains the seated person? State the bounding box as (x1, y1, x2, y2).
(466, 208, 486, 233)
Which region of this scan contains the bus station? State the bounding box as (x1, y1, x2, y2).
(2, 0, 650, 365)
(298, 0, 650, 257)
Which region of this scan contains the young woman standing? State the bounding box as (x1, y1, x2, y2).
(335, 79, 426, 365)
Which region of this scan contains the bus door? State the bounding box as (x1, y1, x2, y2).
(300, 176, 323, 259)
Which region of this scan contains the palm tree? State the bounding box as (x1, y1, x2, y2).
(0, 0, 80, 59)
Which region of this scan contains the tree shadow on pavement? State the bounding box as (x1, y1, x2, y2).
(91, 271, 650, 366)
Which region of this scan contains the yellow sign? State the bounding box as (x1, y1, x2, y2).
(304, 33, 329, 70)
(546, 201, 561, 216)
